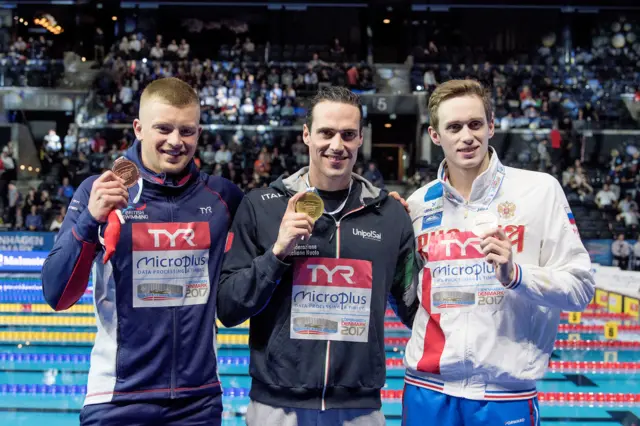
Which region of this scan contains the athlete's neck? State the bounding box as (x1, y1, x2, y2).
(445, 153, 490, 201)
(308, 166, 351, 192)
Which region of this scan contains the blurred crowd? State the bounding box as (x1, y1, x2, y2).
(0, 34, 63, 87)
(0, 126, 390, 232)
(415, 61, 638, 130)
(75, 33, 374, 128)
(412, 15, 640, 130)
(8, 36, 54, 61)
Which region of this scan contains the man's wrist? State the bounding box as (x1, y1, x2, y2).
(272, 243, 286, 261)
(504, 263, 523, 290)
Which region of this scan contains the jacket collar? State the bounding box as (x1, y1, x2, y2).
(437, 146, 506, 208)
(270, 166, 387, 205)
(124, 140, 198, 188)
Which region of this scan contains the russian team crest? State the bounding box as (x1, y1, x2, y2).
(497, 201, 516, 219)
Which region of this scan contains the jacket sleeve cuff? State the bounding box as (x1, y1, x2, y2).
(504, 263, 523, 290)
(72, 209, 102, 244)
(255, 246, 291, 283)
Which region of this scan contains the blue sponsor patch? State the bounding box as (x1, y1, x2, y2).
(422, 212, 443, 230)
(424, 183, 444, 201)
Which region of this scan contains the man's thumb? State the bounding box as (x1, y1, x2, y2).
(287, 190, 306, 212)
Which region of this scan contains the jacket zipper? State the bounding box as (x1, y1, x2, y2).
(170, 196, 177, 398)
(171, 309, 177, 398)
(321, 205, 366, 411)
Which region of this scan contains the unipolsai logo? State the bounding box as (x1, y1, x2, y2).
(352, 228, 382, 242)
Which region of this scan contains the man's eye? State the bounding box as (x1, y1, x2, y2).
(342, 132, 357, 141)
(320, 130, 335, 138)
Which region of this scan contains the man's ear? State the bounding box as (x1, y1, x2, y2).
(488, 113, 495, 139)
(133, 119, 143, 141)
(428, 126, 441, 146)
(303, 124, 311, 146)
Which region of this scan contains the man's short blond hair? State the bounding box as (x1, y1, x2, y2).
(140, 77, 199, 110)
(428, 79, 493, 131)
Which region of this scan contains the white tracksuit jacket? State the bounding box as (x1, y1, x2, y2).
(404, 148, 595, 401)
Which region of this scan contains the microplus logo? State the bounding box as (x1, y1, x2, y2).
(352, 228, 382, 242)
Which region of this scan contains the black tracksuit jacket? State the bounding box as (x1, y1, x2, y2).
(218, 167, 417, 410)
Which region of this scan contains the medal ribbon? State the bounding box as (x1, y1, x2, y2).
(304, 173, 353, 216)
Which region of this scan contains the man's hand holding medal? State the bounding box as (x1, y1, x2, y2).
(88, 158, 139, 264)
(473, 211, 515, 286)
(272, 190, 323, 260)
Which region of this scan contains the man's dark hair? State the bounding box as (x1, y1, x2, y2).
(305, 86, 363, 132)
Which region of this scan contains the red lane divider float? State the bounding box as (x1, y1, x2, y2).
(380, 390, 640, 404)
(392, 303, 603, 317)
(386, 358, 405, 368)
(538, 392, 640, 405)
(384, 322, 640, 332)
(385, 359, 640, 371)
(553, 340, 640, 349)
(548, 361, 640, 372)
(384, 337, 640, 349)
(383, 323, 640, 333)
(560, 312, 636, 321)
(388, 309, 637, 322)
(558, 324, 640, 333)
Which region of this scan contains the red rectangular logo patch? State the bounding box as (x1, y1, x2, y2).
(293, 257, 372, 289)
(418, 225, 525, 255)
(132, 222, 211, 251)
(224, 232, 234, 253)
(427, 231, 484, 262)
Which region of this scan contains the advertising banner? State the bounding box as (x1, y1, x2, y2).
(624, 297, 639, 319)
(0, 251, 48, 272)
(583, 239, 614, 266)
(0, 232, 57, 252)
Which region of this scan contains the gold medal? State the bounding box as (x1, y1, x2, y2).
(112, 158, 140, 188)
(295, 191, 324, 221)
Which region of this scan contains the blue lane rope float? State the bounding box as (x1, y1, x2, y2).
(0, 384, 251, 396)
(0, 353, 251, 365)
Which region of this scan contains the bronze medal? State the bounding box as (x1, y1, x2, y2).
(295, 191, 324, 221)
(112, 158, 140, 188)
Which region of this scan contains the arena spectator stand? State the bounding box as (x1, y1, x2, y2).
(411, 14, 640, 130)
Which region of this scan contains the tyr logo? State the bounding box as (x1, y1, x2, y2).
(307, 264, 355, 284)
(440, 237, 482, 257)
(148, 229, 197, 248)
(199, 206, 212, 214)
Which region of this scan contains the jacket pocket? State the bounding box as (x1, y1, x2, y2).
(264, 316, 302, 387)
(366, 317, 385, 387)
(329, 317, 385, 389)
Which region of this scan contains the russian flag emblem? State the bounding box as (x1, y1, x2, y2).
(564, 206, 576, 225)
